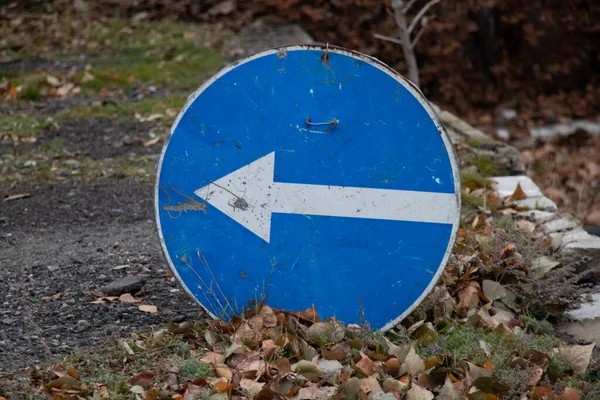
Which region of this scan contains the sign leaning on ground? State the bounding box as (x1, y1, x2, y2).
(155, 45, 460, 331)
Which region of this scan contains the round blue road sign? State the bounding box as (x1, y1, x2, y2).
(155, 45, 460, 331)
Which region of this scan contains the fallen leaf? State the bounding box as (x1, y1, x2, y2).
(261, 339, 278, 357)
(291, 305, 319, 322)
(127, 370, 153, 388)
(66, 368, 80, 378)
(438, 376, 461, 399)
(259, 305, 277, 327)
(533, 387, 554, 399)
(200, 352, 224, 364)
(382, 377, 408, 393)
(515, 219, 536, 232)
(306, 322, 334, 344)
(501, 242, 516, 258)
(146, 387, 159, 400)
(119, 293, 141, 303)
(292, 359, 322, 380)
(296, 385, 332, 400)
(239, 378, 265, 397)
(215, 381, 230, 392)
(478, 303, 514, 329)
(338, 377, 361, 399)
(47, 75, 61, 87)
(559, 343, 595, 374)
(510, 183, 528, 200)
(383, 357, 401, 376)
(356, 352, 376, 376)
(130, 385, 144, 394)
(47, 375, 80, 390)
(458, 284, 479, 310)
(531, 256, 560, 279)
(399, 347, 425, 377)
(406, 383, 434, 400)
(215, 363, 232, 381)
(138, 305, 157, 313)
(560, 387, 580, 400)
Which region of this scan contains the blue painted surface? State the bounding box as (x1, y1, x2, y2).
(156, 47, 458, 329)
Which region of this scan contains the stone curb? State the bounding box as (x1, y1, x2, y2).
(437, 109, 600, 344)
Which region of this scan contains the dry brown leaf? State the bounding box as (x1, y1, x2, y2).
(406, 383, 434, 400)
(529, 366, 544, 386)
(261, 339, 278, 357)
(118, 293, 141, 303)
(458, 284, 479, 310)
(383, 357, 401, 377)
(259, 305, 277, 327)
(239, 378, 265, 397)
(533, 387, 554, 399)
(465, 361, 492, 386)
(356, 352, 376, 376)
(127, 370, 153, 388)
(482, 280, 507, 301)
(291, 305, 319, 322)
(296, 385, 332, 400)
(501, 242, 516, 258)
(382, 377, 408, 394)
(97, 385, 110, 399)
(200, 352, 224, 364)
(138, 304, 157, 313)
(215, 363, 233, 381)
(399, 347, 425, 377)
(145, 387, 159, 400)
(66, 368, 80, 378)
(47, 375, 80, 390)
(510, 183, 528, 200)
(292, 359, 323, 380)
(437, 376, 461, 400)
(560, 387, 580, 400)
(365, 374, 383, 394)
(559, 343, 595, 374)
(215, 381, 230, 393)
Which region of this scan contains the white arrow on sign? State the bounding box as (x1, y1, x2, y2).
(195, 152, 458, 243)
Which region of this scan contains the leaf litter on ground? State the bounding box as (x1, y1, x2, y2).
(17, 177, 600, 399)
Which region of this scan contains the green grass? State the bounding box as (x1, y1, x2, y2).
(0, 114, 56, 137)
(466, 155, 499, 177)
(82, 44, 222, 92)
(175, 357, 212, 379)
(59, 93, 187, 124)
(1, 150, 158, 184)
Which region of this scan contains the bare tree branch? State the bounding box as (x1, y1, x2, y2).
(410, 25, 425, 49)
(408, 0, 440, 35)
(402, 0, 417, 14)
(374, 32, 403, 45)
(410, 15, 436, 48)
(391, 0, 420, 86)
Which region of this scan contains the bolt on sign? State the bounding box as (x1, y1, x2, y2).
(155, 45, 460, 330)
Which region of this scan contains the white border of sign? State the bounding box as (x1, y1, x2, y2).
(154, 44, 461, 332)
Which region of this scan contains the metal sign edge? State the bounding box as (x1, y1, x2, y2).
(153, 44, 462, 331)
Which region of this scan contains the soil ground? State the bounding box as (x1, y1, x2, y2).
(0, 148, 203, 373)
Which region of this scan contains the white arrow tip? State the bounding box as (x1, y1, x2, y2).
(195, 152, 276, 243)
